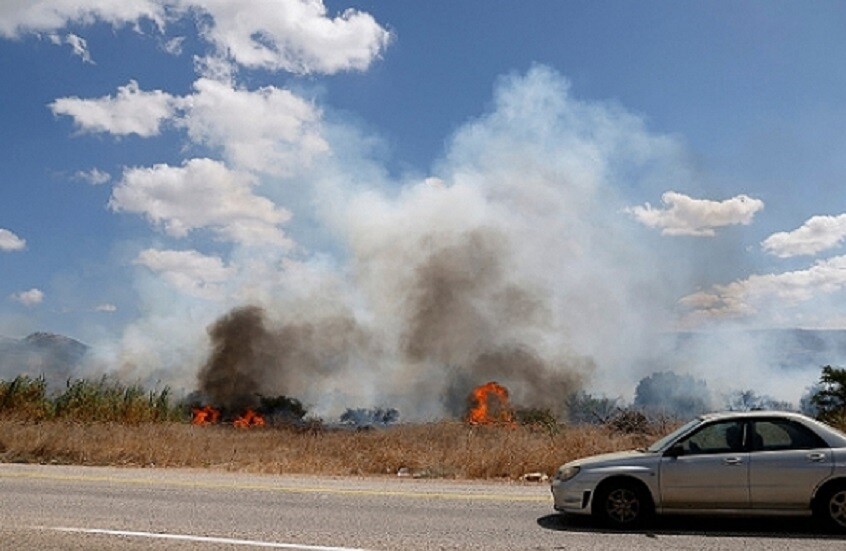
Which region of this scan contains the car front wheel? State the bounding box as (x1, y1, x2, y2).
(817, 484, 846, 532)
(593, 480, 651, 529)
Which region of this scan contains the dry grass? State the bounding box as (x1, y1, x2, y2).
(0, 420, 656, 479)
(0, 375, 662, 479)
(4, 375, 842, 480)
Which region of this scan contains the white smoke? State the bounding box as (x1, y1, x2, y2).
(179, 66, 698, 417)
(89, 66, 831, 416)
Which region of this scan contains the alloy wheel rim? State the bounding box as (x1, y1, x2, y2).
(607, 488, 640, 524)
(830, 490, 846, 527)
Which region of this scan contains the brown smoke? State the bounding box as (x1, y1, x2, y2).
(197, 305, 370, 411)
(197, 227, 591, 417)
(197, 306, 271, 411)
(402, 228, 590, 415)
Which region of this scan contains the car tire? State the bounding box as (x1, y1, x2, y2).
(816, 484, 846, 532)
(593, 480, 652, 529)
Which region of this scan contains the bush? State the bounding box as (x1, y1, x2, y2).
(257, 394, 308, 426)
(339, 407, 399, 428)
(566, 391, 621, 424)
(606, 409, 651, 434)
(809, 365, 846, 425)
(515, 407, 559, 434)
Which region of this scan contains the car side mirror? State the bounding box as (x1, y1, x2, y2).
(664, 445, 684, 458)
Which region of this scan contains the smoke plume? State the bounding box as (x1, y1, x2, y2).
(191, 66, 683, 417)
(106, 66, 835, 417)
(198, 226, 591, 417)
(198, 305, 372, 412)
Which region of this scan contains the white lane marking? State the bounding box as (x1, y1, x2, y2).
(43, 527, 374, 551)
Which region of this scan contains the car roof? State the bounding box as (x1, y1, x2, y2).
(698, 410, 810, 421)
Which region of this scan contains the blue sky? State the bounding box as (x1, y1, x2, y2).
(2, 2, 846, 404)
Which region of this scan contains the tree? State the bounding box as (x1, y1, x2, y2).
(634, 371, 711, 418)
(809, 365, 846, 423)
(566, 391, 622, 424)
(725, 389, 792, 412)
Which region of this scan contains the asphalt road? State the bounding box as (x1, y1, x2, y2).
(0, 463, 843, 550)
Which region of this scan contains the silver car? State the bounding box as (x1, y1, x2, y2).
(551, 411, 846, 530)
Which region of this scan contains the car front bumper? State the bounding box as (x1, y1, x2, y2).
(551, 478, 594, 514)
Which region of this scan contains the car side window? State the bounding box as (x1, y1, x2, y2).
(751, 420, 827, 452)
(675, 420, 745, 455)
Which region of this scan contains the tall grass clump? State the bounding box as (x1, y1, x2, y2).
(53, 377, 184, 423)
(0, 376, 185, 424)
(0, 375, 51, 420)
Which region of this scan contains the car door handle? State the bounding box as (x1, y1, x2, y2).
(807, 452, 827, 462)
(723, 457, 744, 465)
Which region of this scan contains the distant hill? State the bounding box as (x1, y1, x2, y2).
(0, 332, 89, 386)
(669, 329, 846, 371)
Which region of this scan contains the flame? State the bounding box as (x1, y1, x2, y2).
(466, 381, 514, 425)
(192, 405, 221, 426)
(233, 408, 266, 428)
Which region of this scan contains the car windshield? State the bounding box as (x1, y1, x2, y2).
(645, 418, 702, 452)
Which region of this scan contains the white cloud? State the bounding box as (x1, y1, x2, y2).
(0, 228, 26, 251)
(183, 0, 390, 74)
(10, 288, 44, 307)
(192, 54, 235, 82)
(180, 78, 328, 175)
(65, 32, 93, 63)
(50, 80, 180, 137)
(47, 32, 93, 62)
(680, 254, 846, 319)
(73, 167, 111, 185)
(109, 158, 293, 246)
(0, 0, 164, 38)
(1, 1, 389, 75)
(96, 303, 117, 312)
(762, 214, 846, 258)
(626, 191, 764, 236)
(134, 248, 234, 299)
(51, 78, 328, 175)
(161, 35, 185, 55)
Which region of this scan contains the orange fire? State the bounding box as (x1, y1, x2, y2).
(233, 408, 266, 428)
(466, 381, 514, 425)
(192, 405, 221, 425)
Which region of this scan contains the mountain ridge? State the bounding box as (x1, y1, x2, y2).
(0, 332, 89, 386)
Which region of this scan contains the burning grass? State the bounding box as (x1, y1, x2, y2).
(4, 375, 843, 480)
(0, 375, 662, 479)
(0, 419, 656, 479)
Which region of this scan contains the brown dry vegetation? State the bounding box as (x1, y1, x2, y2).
(0, 374, 665, 479)
(4, 375, 843, 480)
(0, 420, 658, 479)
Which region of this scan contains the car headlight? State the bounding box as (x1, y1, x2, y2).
(554, 465, 580, 482)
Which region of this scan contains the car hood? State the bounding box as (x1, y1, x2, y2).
(568, 449, 657, 469)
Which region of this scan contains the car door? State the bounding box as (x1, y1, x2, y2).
(748, 418, 833, 510)
(659, 420, 750, 510)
